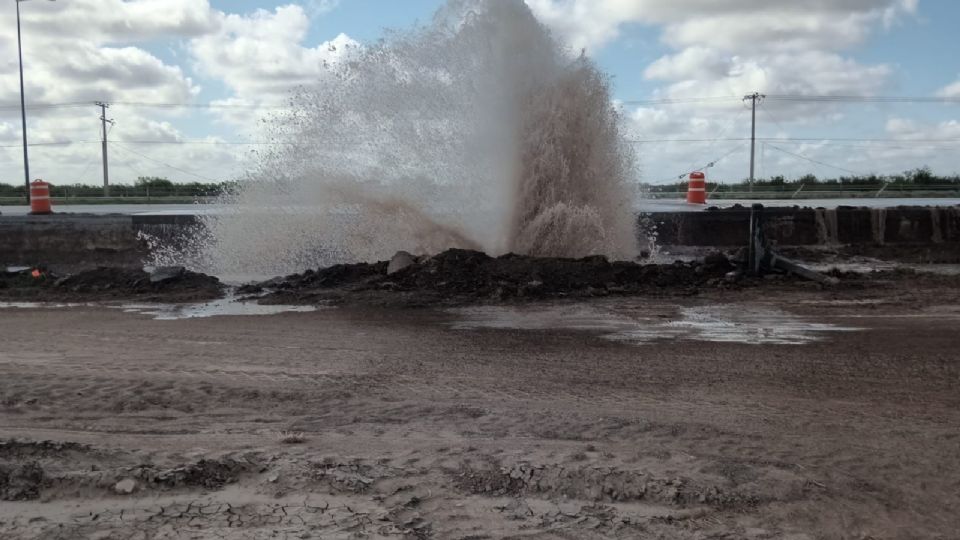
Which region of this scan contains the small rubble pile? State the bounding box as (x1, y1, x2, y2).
(0, 440, 91, 502)
(0, 462, 44, 501)
(256, 248, 737, 305)
(0, 266, 223, 302)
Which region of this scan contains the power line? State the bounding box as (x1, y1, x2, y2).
(0, 141, 99, 148)
(679, 107, 747, 175)
(620, 96, 742, 106)
(765, 95, 960, 104)
(119, 140, 289, 145)
(0, 101, 291, 111)
(110, 142, 219, 182)
(0, 102, 92, 111)
(628, 137, 960, 144)
(5, 137, 958, 148)
(765, 144, 861, 176)
(759, 102, 790, 135)
(658, 142, 748, 183)
(770, 140, 960, 149)
(3, 95, 957, 112)
(110, 101, 291, 110)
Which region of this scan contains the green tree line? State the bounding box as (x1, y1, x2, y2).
(0, 177, 238, 199)
(646, 167, 960, 193)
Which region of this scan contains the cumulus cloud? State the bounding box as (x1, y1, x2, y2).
(0, 1, 216, 185)
(526, 0, 917, 53)
(191, 6, 357, 99)
(189, 5, 358, 134)
(306, 0, 342, 17)
(527, 0, 930, 181)
(886, 117, 960, 140)
(937, 78, 960, 99)
(0, 1, 357, 184)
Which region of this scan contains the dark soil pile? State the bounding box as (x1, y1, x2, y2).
(256, 249, 738, 305)
(0, 462, 44, 501)
(0, 267, 223, 302)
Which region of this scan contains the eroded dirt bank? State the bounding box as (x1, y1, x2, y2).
(1, 278, 959, 539)
(246, 249, 740, 306)
(0, 267, 223, 303)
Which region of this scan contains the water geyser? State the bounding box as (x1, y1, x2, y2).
(164, 0, 640, 276)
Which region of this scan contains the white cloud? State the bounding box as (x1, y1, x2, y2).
(1, 1, 356, 184)
(7, 0, 219, 46)
(306, 0, 342, 17)
(190, 6, 358, 101)
(937, 78, 960, 99)
(886, 117, 960, 140)
(527, 0, 927, 181)
(526, 0, 917, 53)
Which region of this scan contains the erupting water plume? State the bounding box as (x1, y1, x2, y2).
(161, 0, 639, 276)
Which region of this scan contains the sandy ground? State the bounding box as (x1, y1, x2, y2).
(1, 280, 959, 539)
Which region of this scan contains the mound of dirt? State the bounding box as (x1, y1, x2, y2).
(0, 267, 224, 302)
(257, 249, 738, 305)
(0, 462, 44, 501)
(144, 457, 252, 490)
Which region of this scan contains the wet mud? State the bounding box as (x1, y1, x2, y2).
(1, 290, 959, 538)
(0, 267, 224, 303)
(248, 248, 740, 306)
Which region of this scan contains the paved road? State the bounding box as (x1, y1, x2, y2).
(0, 204, 202, 216)
(2, 197, 958, 217)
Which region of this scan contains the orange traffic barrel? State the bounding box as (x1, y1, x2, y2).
(29, 179, 53, 215)
(687, 172, 707, 204)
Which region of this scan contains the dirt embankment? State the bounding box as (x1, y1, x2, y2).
(247, 249, 741, 306)
(5, 247, 958, 307)
(0, 267, 223, 303)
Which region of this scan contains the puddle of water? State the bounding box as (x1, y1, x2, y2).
(449, 304, 861, 345)
(806, 262, 960, 276)
(799, 299, 892, 306)
(119, 298, 319, 320)
(0, 298, 318, 321)
(0, 301, 98, 311)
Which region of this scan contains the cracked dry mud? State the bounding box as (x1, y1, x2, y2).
(1, 276, 959, 539)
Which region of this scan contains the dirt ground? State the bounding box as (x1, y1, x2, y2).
(1, 277, 959, 539)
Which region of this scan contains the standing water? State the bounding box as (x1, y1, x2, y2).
(154, 0, 639, 276)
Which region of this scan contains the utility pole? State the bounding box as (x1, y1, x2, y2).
(96, 102, 113, 197)
(16, 0, 30, 204)
(744, 92, 765, 192)
(15, 0, 56, 204)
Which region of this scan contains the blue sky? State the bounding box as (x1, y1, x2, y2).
(1, 0, 958, 185)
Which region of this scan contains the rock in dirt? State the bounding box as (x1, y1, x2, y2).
(113, 478, 137, 495)
(148, 266, 185, 284)
(387, 251, 416, 275)
(503, 498, 533, 519)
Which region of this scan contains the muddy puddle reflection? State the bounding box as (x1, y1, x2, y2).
(449, 303, 862, 345)
(0, 298, 318, 321)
